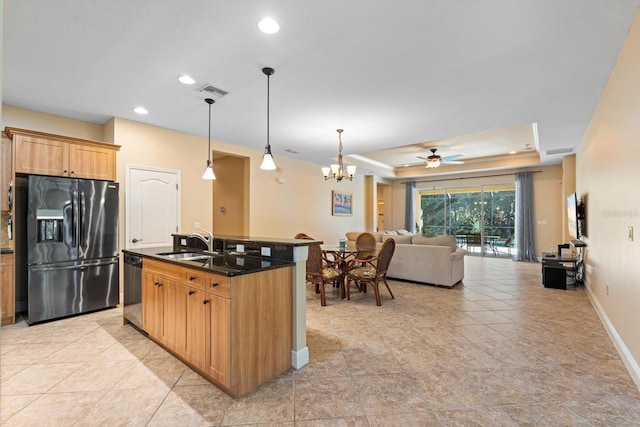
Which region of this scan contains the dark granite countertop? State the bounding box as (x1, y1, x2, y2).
(1, 247, 14, 254)
(123, 246, 294, 277)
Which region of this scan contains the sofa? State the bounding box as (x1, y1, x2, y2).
(345, 231, 467, 288)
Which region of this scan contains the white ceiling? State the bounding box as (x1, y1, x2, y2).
(3, 1, 639, 179)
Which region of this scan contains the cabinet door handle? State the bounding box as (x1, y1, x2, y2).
(155, 282, 162, 287)
(63, 169, 68, 173)
(210, 282, 219, 287)
(189, 276, 196, 281)
(188, 290, 195, 295)
(70, 171, 75, 174)
(203, 299, 210, 305)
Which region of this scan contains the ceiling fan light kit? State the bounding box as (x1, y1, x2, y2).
(419, 148, 464, 168)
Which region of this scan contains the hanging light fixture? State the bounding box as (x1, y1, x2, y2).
(260, 67, 277, 170)
(202, 98, 216, 180)
(322, 129, 356, 182)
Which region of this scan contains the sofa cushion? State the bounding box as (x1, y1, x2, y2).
(382, 234, 413, 244)
(345, 231, 362, 241)
(373, 232, 383, 242)
(383, 230, 398, 235)
(412, 235, 457, 251)
(396, 229, 410, 235)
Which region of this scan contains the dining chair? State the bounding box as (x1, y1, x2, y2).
(305, 243, 342, 306)
(354, 232, 377, 259)
(346, 238, 396, 306)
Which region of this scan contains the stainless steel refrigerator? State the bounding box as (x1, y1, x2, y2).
(25, 176, 119, 324)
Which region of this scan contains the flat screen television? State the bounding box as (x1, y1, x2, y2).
(567, 193, 579, 239)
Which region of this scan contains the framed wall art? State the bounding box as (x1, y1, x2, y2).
(332, 190, 352, 216)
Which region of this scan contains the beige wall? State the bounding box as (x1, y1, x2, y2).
(389, 166, 564, 255)
(0, 108, 366, 247)
(212, 155, 248, 236)
(577, 11, 640, 378)
(2, 105, 107, 142)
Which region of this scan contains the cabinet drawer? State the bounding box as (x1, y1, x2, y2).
(184, 269, 206, 290)
(144, 258, 185, 283)
(206, 273, 230, 298)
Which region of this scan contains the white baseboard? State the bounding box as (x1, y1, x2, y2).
(585, 283, 640, 389)
(291, 347, 309, 369)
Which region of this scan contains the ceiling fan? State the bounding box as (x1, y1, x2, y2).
(418, 148, 464, 168)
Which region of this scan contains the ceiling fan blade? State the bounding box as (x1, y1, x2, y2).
(416, 156, 429, 161)
(442, 160, 464, 164)
(441, 154, 463, 161)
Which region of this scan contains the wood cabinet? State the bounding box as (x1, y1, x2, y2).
(140, 257, 292, 397)
(1, 133, 12, 211)
(1, 253, 15, 326)
(142, 272, 164, 338)
(6, 127, 120, 181)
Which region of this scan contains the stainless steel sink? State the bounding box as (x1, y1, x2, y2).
(158, 251, 212, 261)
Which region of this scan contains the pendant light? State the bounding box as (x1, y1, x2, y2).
(260, 67, 277, 170)
(202, 98, 216, 180)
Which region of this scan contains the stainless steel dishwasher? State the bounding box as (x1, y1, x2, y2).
(123, 253, 144, 331)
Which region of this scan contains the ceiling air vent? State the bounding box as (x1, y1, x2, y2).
(285, 148, 300, 154)
(197, 84, 229, 99)
(545, 147, 574, 155)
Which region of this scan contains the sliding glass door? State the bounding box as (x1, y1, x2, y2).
(418, 184, 515, 257)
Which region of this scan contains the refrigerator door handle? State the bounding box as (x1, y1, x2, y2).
(79, 191, 85, 244)
(71, 188, 78, 247)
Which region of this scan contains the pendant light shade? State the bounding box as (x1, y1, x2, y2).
(260, 67, 277, 170)
(202, 98, 216, 180)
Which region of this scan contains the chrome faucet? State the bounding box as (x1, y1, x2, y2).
(188, 229, 214, 252)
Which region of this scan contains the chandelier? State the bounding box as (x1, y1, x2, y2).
(322, 129, 356, 182)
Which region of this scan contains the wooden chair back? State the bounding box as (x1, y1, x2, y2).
(355, 232, 377, 259)
(375, 238, 396, 277)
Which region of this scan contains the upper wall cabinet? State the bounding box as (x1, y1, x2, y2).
(6, 127, 120, 181)
(1, 133, 12, 211)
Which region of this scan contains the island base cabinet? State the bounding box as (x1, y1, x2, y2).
(140, 258, 293, 397)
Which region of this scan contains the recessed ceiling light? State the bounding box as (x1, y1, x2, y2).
(258, 18, 280, 34)
(178, 75, 195, 85)
(133, 106, 148, 115)
(509, 150, 517, 154)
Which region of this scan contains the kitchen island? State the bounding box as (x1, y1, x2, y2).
(122, 235, 317, 397)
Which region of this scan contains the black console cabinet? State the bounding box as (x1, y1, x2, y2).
(542, 254, 577, 290)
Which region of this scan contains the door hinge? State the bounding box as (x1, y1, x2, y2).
(176, 184, 179, 190)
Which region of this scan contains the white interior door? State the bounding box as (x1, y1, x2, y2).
(126, 165, 181, 249)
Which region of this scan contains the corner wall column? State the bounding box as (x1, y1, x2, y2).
(291, 245, 309, 369)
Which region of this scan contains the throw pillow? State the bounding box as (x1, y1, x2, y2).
(396, 229, 410, 235)
(345, 231, 362, 241)
(383, 234, 412, 244)
(412, 235, 457, 251)
(383, 230, 398, 235)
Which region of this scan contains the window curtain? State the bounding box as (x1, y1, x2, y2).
(514, 172, 538, 262)
(405, 181, 416, 232)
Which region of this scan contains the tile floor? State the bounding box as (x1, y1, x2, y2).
(2, 256, 640, 426)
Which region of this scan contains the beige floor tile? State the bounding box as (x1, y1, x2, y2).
(352, 373, 426, 417)
(1, 362, 79, 395)
(2, 390, 104, 426)
(221, 379, 294, 425)
(0, 393, 40, 424)
(148, 383, 233, 426)
(294, 376, 363, 420)
(2, 258, 640, 426)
